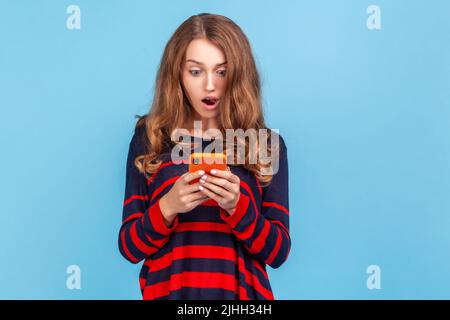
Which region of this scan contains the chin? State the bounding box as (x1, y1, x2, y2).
(201, 111, 219, 118)
(194, 107, 219, 118)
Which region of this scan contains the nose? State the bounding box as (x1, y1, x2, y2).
(205, 71, 215, 91)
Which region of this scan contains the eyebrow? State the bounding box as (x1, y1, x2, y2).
(186, 59, 227, 66)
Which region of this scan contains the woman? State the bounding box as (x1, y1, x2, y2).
(119, 13, 291, 300)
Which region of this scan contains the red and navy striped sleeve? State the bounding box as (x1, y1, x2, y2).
(219, 135, 291, 269)
(118, 132, 179, 264)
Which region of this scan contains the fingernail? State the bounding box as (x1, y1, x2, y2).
(200, 179, 205, 184)
(199, 170, 205, 175)
(211, 169, 217, 174)
(199, 185, 204, 190)
(201, 175, 207, 180)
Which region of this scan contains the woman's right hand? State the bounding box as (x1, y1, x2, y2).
(159, 170, 209, 227)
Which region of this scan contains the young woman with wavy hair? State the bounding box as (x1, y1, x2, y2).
(119, 13, 291, 300)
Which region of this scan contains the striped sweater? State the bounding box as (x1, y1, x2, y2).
(118, 126, 291, 300)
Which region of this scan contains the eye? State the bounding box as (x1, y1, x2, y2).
(217, 69, 227, 77)
(189, 69, 202, 76)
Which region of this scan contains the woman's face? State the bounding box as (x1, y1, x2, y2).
(182, 37, 227, 122)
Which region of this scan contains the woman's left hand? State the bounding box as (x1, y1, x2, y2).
(198, 166, 241, 215)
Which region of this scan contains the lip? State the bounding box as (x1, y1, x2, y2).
(201, 97, 219, 110)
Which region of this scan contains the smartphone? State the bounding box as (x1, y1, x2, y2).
(188, 152, 227, 185)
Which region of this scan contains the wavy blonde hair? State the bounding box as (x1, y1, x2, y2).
(134, 13, 279, 185)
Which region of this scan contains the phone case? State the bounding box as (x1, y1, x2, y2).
(188, 153, 227, 184)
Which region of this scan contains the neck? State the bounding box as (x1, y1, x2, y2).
(184, 114, 219, 137)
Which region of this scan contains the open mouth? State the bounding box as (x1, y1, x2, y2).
(201, 97, 219, 110)
(201, 97, 218, 105)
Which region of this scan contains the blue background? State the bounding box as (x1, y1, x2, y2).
(0, 0, 449, 299)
